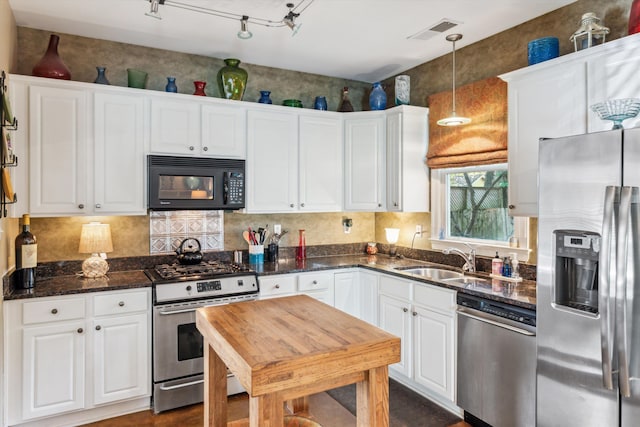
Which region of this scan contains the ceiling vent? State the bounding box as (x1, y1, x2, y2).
(407, 18, 461, 40)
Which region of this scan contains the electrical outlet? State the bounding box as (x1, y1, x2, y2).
(274, 224, 282, 234)
(416, 225, 423, 237)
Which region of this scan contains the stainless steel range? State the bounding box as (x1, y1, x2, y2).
(146, 260, 259, 413)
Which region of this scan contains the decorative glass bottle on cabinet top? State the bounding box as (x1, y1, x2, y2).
(338, 87, 354, 112)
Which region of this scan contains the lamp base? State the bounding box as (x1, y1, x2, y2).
(82, 254, 109, 278)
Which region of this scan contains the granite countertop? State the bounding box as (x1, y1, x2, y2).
(3, 270, 152, 300)
(3, 254, 536, 310)
(255, 254, 536, 310)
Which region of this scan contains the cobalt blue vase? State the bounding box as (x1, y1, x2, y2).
(165, 77, 178, 93)
(258, 90, 272, 104)
(314, 96, 328, 110)
(369, 82, 387, 110)
(94, 67, 110, 85)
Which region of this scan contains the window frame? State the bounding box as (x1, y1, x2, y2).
(430, 163, 531, 262)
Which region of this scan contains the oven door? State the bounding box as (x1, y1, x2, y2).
(153, 301, 206, 382)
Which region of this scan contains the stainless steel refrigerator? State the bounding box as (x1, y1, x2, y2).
(537, 127, 640, 426)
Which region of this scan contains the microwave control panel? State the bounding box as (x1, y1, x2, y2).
(224, 171, 244, 205)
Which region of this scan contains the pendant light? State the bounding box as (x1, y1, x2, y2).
(437, 33, 471, 126)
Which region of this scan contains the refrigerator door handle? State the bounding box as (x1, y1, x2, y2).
(600, 185, 617, 390)
(616, 186, 633, 398)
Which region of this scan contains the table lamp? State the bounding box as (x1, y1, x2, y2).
(78, 222, 113, 278)
(385, 228, 400, 257)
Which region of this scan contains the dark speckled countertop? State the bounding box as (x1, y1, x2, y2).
(3, 270, 151, 300)
(3, 254, 535, 310)
(255, 254, 536, 310)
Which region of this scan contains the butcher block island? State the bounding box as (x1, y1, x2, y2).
(195, 294, 401, 427)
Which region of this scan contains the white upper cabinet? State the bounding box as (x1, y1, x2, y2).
(386, 106, 429, 212)
(94, 92, 147, 215)
(298, 113, 343, 212)
(201, 103, 246, 158)
(500, 34, 640, 217)
(150, 97, 201, 155)
(246, 109, 298, 212)
(344, 112, 386, 211)
(28, 84, 89, 216)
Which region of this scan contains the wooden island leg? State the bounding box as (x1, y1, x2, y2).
(203, 339, 228, 427)
(356, 366, 389, 427)
(250, 392, 283, 427)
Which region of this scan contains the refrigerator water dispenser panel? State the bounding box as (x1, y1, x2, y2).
(554, 230, 601, 314)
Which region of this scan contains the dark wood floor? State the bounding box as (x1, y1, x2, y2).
(83, 392, 472, 427)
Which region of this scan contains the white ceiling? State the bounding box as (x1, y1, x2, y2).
(8, 0, 576, 82)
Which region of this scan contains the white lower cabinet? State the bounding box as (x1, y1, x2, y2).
(334, 270, 360, 318)
(377, 273, 457, 407)
(4, 288, 151, 426)
(258, 272, 334, 305)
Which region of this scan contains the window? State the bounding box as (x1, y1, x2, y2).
(431, 163, 530, 261)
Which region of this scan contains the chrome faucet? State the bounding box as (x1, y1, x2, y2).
(443, 245, 476, 273)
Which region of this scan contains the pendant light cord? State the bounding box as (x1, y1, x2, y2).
(451, 38, 457, 115)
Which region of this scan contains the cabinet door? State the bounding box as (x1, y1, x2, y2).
(334, 271, 359, 317)
(201, 103, 246, 158)
(246, 110, 298, 212)
(92, 313, 150, 405)
(29, 85, 88, 215)
(150, 97, 200, 155)
(386, 107, 429, 212)
(505, 62, 587, 216)
(359, 270, 379, 325)
(413, 304, 455, 402)
(344, 114, 386, 211)
(378, 294, 411, 377)
(94, 92, 146, 214)
(22, 321, 86, 420)
(298, 115, 343, 211)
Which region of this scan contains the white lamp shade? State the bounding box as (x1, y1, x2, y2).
(385, 228, 400, 244)
(79, 222, 113, 254)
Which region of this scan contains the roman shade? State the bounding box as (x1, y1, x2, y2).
(427, 77, 507, 169)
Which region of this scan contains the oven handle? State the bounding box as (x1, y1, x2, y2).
(157, 301, 234, 316)
(159, 379, 204, 391)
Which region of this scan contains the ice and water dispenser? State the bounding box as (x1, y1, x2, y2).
(554, 230, 600, 314)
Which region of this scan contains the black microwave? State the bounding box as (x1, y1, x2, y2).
(148, 155, 245, 210)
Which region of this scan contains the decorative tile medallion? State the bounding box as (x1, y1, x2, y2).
(149, 210, 224, 254)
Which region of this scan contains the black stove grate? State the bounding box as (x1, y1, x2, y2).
(153, 261, 250, 280)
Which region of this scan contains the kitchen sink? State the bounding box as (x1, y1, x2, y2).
(396, 267, 463, 281)
(443, 276, 491, 288)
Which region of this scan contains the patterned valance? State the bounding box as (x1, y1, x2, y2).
(427, 77, 507, 169)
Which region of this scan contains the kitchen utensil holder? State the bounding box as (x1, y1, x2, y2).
(249, 244, 264, 264)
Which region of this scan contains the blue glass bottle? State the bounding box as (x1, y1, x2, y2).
(314, 96, 328, 110)
(165, 77, 178, 93)
(94, 66, 110, 85)
(369, 82, 387, 110)
(258, 90, 272, 104)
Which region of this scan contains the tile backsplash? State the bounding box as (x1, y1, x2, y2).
(149, 210, 224, 254)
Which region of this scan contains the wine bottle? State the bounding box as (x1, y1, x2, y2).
(15, 214, 37, 289)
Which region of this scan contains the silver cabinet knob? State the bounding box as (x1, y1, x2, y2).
(77, 328, 84, 334)
(394, 202, 398, 207)
(378, 203, 382, 207)
(312, 280, 318, 285)
(78, 204, 84, 209)
(51, 308, 58, 314)
(118, 301, 125, 307)
(301, 203, 305, 208)
(95, 325, 101, 331)
(412, 311, 417, 316)
(508, 204, 515, 209)
(189, 146, 195, 151)
(402, 307, 408, 313)
(95, 204, 101, 209)
(203, 146, 208, 151)
(290, 204, 294, 208)
(275, 284, 280, 289)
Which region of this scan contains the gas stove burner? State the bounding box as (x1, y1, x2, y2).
(153, 260, 251, 280)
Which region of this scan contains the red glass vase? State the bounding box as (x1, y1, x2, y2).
(193, 81, 207, 96)
(630, 0, 640, 35)
(296, 229, 306, 261)
(32, 34, 71, 80)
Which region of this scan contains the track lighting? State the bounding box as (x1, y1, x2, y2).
(437, 33, 471, 127)
(237, 15, 253, 40)
(145, 0, 313, 38)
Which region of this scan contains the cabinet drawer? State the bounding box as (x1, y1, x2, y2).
(414, 284, 455, 312)
(94, 290, 149, 316)
(259, 275, 297, 296)
(379, 274, 411, 300)
(298, 272, 333, 291)
(23, 297, 85, 325)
